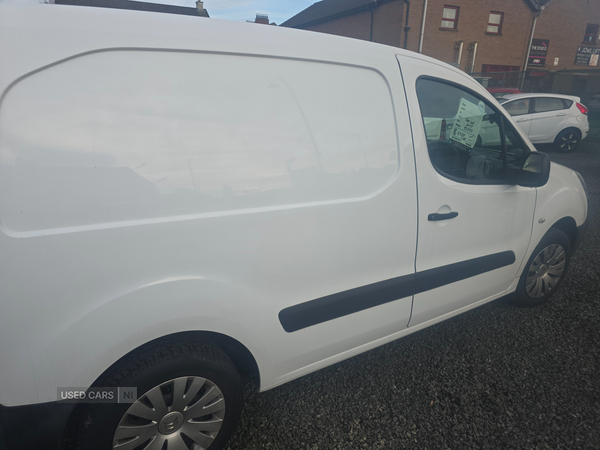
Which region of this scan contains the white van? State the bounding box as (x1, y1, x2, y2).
(0, 4, 588, 450)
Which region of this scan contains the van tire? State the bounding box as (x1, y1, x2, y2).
(76, 340, 243, 450)
(513, 228, 571, 307)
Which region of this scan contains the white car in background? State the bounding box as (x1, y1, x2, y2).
(498, 93, 589, 152)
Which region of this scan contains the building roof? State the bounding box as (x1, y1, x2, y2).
(282, 0, 557, 28)
(55, 0, 209, 17)
(281, 0, 386, 28)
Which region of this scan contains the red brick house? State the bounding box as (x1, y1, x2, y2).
(282, 0, 600, 74)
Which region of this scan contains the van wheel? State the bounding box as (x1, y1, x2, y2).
(77, 341, 243, 450)
(513, 228, 571, 307)
(555, 129, 580, 153)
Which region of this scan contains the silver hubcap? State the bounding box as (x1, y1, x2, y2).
(526, 244, 566, 298)
(559, 133, 578, 151)
(113, 376, 226, 450)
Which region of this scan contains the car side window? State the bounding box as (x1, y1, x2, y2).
(504, 99, 530, 116)
(416, 78, 526, 184)
(534, 97, 567, 113)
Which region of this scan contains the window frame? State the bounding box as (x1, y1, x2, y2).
(532, 97, 571, 114)
(441, 5, 460, 30)
(486, 11, 504, 35)
(415, 75, 531, 186)
(584, 24, 599, 44)
(502, 98, 533, 117)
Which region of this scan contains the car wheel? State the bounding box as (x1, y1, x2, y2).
(513, 228, 571, 307)
(555, 129, 580, 153)
(76, 340, 243, 450)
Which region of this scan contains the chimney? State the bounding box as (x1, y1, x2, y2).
(196, 1, 204, 13)
(255, 13, 269, 24)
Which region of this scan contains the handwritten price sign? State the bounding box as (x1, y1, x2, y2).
(450, 98, 485, 148)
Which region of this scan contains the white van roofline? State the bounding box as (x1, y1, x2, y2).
(0, 3, 473, 94)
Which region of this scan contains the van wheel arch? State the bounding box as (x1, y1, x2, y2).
(550, 217, 577, 250)
(60, 331, 260, 449)
(513, 226, 572, 306)
(99, 331, 260, 387)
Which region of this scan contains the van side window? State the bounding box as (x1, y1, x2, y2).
(416, 79, 526, 184)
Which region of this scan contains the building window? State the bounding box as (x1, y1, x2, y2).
(584, 24, 598, 44)
(487, 12, 504, 34)
(441, 6, 459, 30)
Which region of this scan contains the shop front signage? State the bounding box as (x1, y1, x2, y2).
(528, 39, 549, 67)
(575, 46, 600, 66)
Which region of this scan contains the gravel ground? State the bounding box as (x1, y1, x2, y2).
(226, 141, 600, 450)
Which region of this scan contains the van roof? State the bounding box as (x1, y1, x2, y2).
(0, 3, 469, 93)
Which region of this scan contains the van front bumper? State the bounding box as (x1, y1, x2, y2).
(0, 401, 75, 450)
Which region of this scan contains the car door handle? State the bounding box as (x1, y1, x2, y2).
(516, 118, 529, 122)
(428, 212, 458, 221)
(556, 113, 567, 116)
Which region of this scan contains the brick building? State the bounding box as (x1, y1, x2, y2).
(281, 0, 600, 75)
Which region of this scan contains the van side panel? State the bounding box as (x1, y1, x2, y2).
(0, 50, 398, 234)
(0, 7, 418, 406)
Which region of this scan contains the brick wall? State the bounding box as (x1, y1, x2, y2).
(534, 0, 600, 71)
(372, 1, 406, 48)
(304, 9, 373, 42)
(301, 0, 535, 72)
(418, 0, 534, 72)
(293, 0, 600, 75)
(303, 0, 405, 47)
(405, 0, 425, 53)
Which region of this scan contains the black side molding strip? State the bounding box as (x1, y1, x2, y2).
(279, 274, 415, 333)
(415, 251, 516, 294)
(279, 251, 515, 333)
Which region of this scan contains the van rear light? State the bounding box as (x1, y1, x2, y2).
(440, 119, 447, 140)
(576, 102, 588, 115)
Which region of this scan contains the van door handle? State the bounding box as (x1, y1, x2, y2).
(428, 212, 458, 221)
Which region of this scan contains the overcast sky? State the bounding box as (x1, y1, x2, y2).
(0, 0, 317, 25)
(148, 0, 316, 25)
